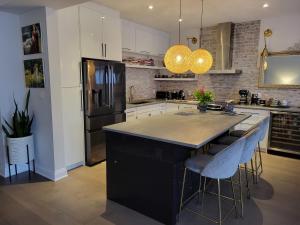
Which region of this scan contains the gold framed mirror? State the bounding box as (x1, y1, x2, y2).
(259, 50, 300, 88)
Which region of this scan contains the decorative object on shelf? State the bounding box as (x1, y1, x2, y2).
(123, 56, 155, 66)
(189, 0, 213, 74)
(1, 90, 35, 182)
(22, 23, 42, 55)
(164, 0, 192, 74)
(261, 28, 272, 70)
(186, 37, 198, 45)
(194, 87, 214, 112)
(24, 58, 45, 88)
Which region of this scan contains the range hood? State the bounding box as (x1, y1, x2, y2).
(208, 22, 241, 74)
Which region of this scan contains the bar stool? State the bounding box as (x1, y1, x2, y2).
(179, 136, 246, 224)
(209, 128, 261, 217)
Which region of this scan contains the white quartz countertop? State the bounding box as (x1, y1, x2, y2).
(104, 109, 250, 149)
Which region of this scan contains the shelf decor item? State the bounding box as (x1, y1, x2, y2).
(1, 90, 35, 182)
(164, 0, 192, 74)
(189, 0, 213, 74)
(194, 87, 214, 112)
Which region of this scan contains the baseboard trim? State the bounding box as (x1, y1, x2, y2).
(66, 161, 84, 171)
(35, 165, 68, 181)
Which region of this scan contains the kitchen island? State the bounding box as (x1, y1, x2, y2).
(104, 110, 250, 225)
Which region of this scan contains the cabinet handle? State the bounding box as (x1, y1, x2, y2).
(122, 48, 132, 51)
(105, 43, 107, 57)
(140, 50, 150, 54)
(114, 160, 118, 164)
(101, 43, 104, 57)
(79, 62, 82, 84)
(80, 90, 83, 111)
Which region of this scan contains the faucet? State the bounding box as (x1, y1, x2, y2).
(129, 85, 135, 103)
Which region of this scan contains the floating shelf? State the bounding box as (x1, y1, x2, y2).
(154, 78, 198, 81)
(125, 64, 166, 70)
(208, 69, 242, 75)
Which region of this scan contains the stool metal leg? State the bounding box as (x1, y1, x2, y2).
(258, 142, 263, 174)
(250, 159, 256, 184)
(33, 159, 36, 173)
(254, 151, 258, 183)
(6, 146, 12, 183)
(198, 175, 202, 203)
(217, 179, 222, 225)
(15, 165, 18, 175)
(244, 163, 250, 199)
(201, 177, 207, 212)
(238, 167, 244, 218)
(179, 168, 187, 220)
(230, 177, 238, 218)
(26, 145, 31, 180)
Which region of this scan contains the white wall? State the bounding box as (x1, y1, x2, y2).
(0, 7, 67, 181)
(0, 12, 26, 177)
(259, 14, 300, 53)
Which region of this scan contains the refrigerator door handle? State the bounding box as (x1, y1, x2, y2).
(106, 65, 111, 107)
(111, 65, 115, 108)
(82, 61, 88, 111)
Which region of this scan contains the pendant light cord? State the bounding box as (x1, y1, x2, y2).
(178, 0, 182, 44)
(199, 0, 204, 48)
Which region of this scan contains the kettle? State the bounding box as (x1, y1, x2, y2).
(178, 90, 185, 100)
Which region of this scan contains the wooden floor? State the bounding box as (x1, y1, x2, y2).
(0, 153, 299, 225)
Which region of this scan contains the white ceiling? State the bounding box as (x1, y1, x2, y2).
(94, 0, 300, 32)
(0, 0, 88, 14)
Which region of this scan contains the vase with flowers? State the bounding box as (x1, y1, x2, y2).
(194, 87, 214, 112)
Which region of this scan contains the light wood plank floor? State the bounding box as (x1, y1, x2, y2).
(0, 153, 299, 225)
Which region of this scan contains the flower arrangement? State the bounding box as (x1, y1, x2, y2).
(194, 87, 214, 105)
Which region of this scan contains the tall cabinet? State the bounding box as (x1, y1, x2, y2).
(57, 3, 122, 170)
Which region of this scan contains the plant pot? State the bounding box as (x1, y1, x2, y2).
(7, 135, 34, 164)
(198, 104, 208, 112)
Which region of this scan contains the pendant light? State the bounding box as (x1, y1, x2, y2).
(189, 0, 213, 74)
(261, 29, 272, 70)
(164, 0, 192, 74)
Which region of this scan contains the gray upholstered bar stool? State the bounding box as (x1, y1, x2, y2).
(179, 136, 246, 225)
(209, 128, 261, 217)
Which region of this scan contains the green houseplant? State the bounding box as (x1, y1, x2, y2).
(194, 88, 214, 112)
(2, 90, 35, 164)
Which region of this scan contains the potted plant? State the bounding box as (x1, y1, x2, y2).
(194, 88, 214, 112)
(1, 90, 35, 165)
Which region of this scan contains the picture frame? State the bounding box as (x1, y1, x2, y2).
(22, 23, 42, 55)
(24, 58, 45, 88)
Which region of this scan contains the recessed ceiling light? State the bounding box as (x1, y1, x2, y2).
(263, 3, 269, 8)
(148, 5, 154, 10)
(178, 18, 183, 22)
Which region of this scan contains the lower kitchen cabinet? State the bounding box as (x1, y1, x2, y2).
(61, 87, 85, 170)
(234, 107, 270, 151)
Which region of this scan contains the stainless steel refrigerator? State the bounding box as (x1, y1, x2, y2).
(82, 58, 126, 166)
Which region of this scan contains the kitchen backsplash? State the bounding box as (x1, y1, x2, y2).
(125, 20, 300, 106)
(159, 20, 300, 106)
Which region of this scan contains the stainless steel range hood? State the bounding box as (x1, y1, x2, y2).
(209, 22, 241, 74)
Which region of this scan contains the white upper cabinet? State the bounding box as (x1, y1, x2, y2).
(121, 19, 135, 52)
(57, 6, 82, 87)
(79, 3, 122, 61)
(135, 26, 154, 55)
(121, 19, 170, 57)
(79, 6, 103, 59)
(103, 15, 122, 61)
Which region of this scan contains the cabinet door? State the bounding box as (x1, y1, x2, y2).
(153, 32, 170, 57)
(135, 27, 153, 55)
(79, 6, 103, 59)
(57, 6, 81, 88)
(62, 87, 85, 169)
(103, 15, 122, 61)
(121, 20, 135, 52)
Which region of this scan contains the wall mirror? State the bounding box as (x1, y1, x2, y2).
(259, 51, 300, 88)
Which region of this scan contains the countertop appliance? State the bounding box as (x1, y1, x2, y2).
(251, 94, 260, 105)
(82, 58, 126, 166)
(156, 91, 171, 100)
(239, 89, 250, 105)
(178, 90, 185, 100)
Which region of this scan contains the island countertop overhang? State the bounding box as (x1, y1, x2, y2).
(103, 110, 251, 149)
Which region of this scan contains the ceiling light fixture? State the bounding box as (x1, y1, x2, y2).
(148, 5, 154, 10)
(189, 0, 213, 74)
(263, 3, 269, 8)
(164, 0, 192, 74)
